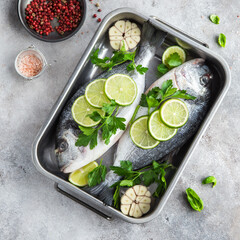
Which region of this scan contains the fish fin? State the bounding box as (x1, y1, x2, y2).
(85, 181, 108, 196)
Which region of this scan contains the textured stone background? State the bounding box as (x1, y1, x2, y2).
(0, 0, 240, 239)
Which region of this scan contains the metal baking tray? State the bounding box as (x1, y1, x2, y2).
(32, 8, 231, 223)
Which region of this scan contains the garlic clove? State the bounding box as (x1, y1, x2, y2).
(131, 28, 141, 36)
(129, 202, 136, 217)
(115, 20, 126, 33)
(110, 35, 124, 41)
(138, 185, 148, 196)
(125, 21, 132, 33)
(133, 204, 142, 218)
(131, 35, 141, 43)
(133, 185, 140, 195)
(125, 187, 136, 201)
(121, 204, 131, 215)
(145, 190, 151, 197)
(109, 26, 123, 36)
(110, 40, 121, 50)
(135, 196, 144, 203)
(139, 196, 151, 204)
(125, 37, 137, 50)
(131, 22, 138, 29)
(139, 203, 151, 214)
(121, 195, 132, 205)
(125, 30, 131, 37)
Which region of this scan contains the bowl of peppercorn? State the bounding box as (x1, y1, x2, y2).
(18, 0, 87, 42)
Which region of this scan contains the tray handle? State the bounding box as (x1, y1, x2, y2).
(54, 183, 112, 221)
(150, 16, 209, 48)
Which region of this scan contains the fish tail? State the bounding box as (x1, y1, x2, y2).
(86, 181, 108, 196)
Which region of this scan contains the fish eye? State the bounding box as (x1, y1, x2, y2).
(200, 73, 212, 86)
(59, 140, 68, 152)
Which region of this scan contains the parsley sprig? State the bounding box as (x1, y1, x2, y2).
(130, 79, 196, 122)
(75, 100, 126, 149)
(88, 159, 107, 187)
(157, 52, 183, 75)
(90, 43, 148, 75)
(110, 160, 173, 209)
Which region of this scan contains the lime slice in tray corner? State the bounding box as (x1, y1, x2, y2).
(160, 99, 189, 128)
(175, 38, 191, 50)
(130, 116, 160, 149)
(71, 95, 104, 127)
(104, 74, 137, 106)
(85, 79, 110, 108)
(148, 110, 178, 141)
(69, 161, 98, 187)
(162, 45, 186, 66)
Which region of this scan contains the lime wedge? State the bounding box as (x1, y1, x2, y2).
(85, 79, 110, 108)
(130, 116, 159, 149)
(162, 45, 186, 66)
(69, 161, 98, 187)
(175, 38, 191, 50)
(104, 74, 137, 106)
(160, 99, 189, 128)
(71, 95, 104, 127)
(148, 110, 178, 141)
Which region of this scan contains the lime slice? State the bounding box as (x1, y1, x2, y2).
(148, 110, 178, 141)
(160, 99, 189, 128)
(104, 74, 137, 106)
(175, 38, 191, 50)
(162, 45, 186, 66)
(130, 116, 159, 149)
(85, 79, 110, 108)
(69, 161, 98, 187)
(71, 96, 104, 127)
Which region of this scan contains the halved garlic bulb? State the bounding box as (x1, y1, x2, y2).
(120, 185, 151, 218)
(109, 20, 141, 51)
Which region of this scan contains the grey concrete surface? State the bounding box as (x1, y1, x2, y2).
(0, 0, 240, 239)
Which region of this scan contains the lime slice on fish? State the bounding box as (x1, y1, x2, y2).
(69, 161, 98, 187)
(148, 110, 178, 141)
(71, 95, 104, 127)
(85, 79, 110, 108)
(104, 74, 137, 106)
(160, 99, 189, 128)
(162, 45, 186, 66)
(130, 116, 159, 149)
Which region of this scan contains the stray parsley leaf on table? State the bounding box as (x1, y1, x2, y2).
(75, 100, 126, 149)
(218, 33, 226, 47)
(186, 188, 204, 212)
(90, 43, 148, 75)
(209, 15, 220, 24)
(202, 176, 217, 188)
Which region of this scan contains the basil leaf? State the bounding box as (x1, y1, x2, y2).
(202, 176, 217, 188)
(218, 33, 226, 47)
(209, 15, 220, 24)
(186, 188, 204, 212)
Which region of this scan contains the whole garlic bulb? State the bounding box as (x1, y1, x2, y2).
(109, 20, 141, 51)
(120, 185, 151, 218)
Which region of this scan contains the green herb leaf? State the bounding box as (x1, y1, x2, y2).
(88, 159, 107, 187)
(186, 188, 204, 212)
(90, 46, 148, 74)
(120, 160, 132, 171)
(202, 176, 217, 188)
(110, 166, 131, 177)
(78, 125, 96, 136)
(165, 53, 182, 68)
(142, 170, 156, 186)
(139, 94, 148, 107)
(209, 15, 220, 24)
(218, 33, 226, 47)
(169, 90, 196, 100)
(120, 179, 134, 187)
(161, 80, 173, 94)
(88, 111, 102, 122)
(75, 130, 98, 150)
(136, 65, 148, 75)
(102, 100, 117, 114)
(157, 63, 169, 74)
